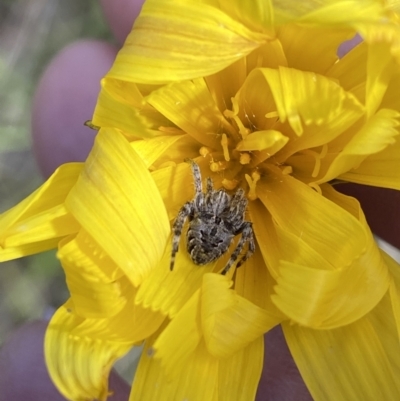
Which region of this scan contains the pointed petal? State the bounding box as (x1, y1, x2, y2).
(146, 78, 232, 148)
(130, 134, 187, 168)
(0, 163, 82, 261)
(218, 336, 264, 401)
(108, 0, 268, 84)
(152, 290, 202, 378)
(201, 273, 280, 358)
(57, 232, 126, 318)
(283, 315, 400, 401)
(236, 130, 288, 154)
(45, 301, 132, 401)
(340, 134, 400, 190)
(259, 176, 388, 328)
(92, 78, 168, 138)
(219, 0, 274, 34)
(365, 43, 397, 116)
(258, 171, 366, 269)
(278, 24, 353, 74)
(130, 338, 218, 401)
(261, 66, 364, 141)
(136, 234, 217, 318)
(320, 109, 400, 183)
(66, 128, 170, 287)
(248, 199, 281, 279)
(274, 0, 385, 26)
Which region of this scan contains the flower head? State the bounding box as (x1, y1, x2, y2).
(2, 0, 400, 400)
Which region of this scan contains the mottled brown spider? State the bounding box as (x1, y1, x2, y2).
(170, 160, 255, 275)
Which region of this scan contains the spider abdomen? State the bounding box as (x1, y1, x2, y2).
(186, 217, 234, 265)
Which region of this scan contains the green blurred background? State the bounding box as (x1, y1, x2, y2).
(0, 0, 111, 347)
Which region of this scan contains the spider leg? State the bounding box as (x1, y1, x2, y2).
(220, 222, 255, 275)
(170, 202, 193, 271)
(206, 177, 214, 193)
(185, 159, 203, 195)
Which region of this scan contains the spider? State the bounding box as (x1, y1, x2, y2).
(170, 159, 255, 275)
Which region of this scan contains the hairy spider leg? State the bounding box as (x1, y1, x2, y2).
(220, 222, 255, 275)
(186, 159, 203, 195)
(170, 201, 193, 271)
(206, 177, 214, 193)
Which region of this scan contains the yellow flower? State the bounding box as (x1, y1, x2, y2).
(2, 0, 400, 400)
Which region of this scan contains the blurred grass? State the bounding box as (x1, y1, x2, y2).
(0, 0, 112, 345)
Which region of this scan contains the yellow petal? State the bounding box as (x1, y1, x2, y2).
(383, 250, 400, 341)
(365, 43, 397, 116)
(146, 78, 233, 148)
(66, 128, 170, 287)
(278, 24, 353, 74)
(92, 77, 168, 138)
(283, 313, 400, 401)
(152, 290, 202, 378)
(339, 133, 400, 190)
(57, 232, 126, 318)
(201, 273, 279, 358)
(258, 171, 366, 269)
(236, 129, 288, 154)
(219, 0, 274, 34)
(135, 234, 217, 318)
(261, 66, 364, 140)
(248, 200, 282, 279)
(131, 338, 218, 401)
(320, 109, 400, 183)
(274, 0, 385, 25)
(0, 163, 82, 261)
(45, 301, 132, 401)
(107, 0, 267, 84)
(218, 336, 263, 401)
(130, 134, 187, 168)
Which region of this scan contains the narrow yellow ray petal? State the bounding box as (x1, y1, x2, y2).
(365, 43, 397, 116)
(356, 21, 400, 65)
(2, 204, 79, 247)
(45, 301, 132, 401)
(66, 128, 170, 287)
(248, 199, 281, 279)
(146, 78, 232, 148)
(258, 170, 366, 269)
(382, 250, 400, 341)
(320, 109, 400, 183)
(340, 134, 400, 190)
(136, 234, 217, 318)
(326, 41, 367, 94)
(201, 273, 280, 358)
(236, 130, 288, 154)
(108, 0, 268, 84)
(92, 78, 167, 138)
(234, 244, 283, 323)
(262, 66, 364, 140)
(273, 0, 385, 25)
(130, 134, 186, 168)
(0, 163, 82, 262)
(278, 24, 353, 74)
(58, 233, 126, 318)
(152, 290, 202, 378)
(130, 338, 218, 401)
(0, 239, 61, 262)
(283, 315, 400, 401)
(0, 163, 82, 237)
(219, 0, 274, 34)
(218, 336, 263, 401)
(367, 280, 400, 374)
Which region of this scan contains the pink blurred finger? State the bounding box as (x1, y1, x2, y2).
(31, 40, 117, 178)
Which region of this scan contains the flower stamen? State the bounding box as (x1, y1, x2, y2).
(224, 98, 251, 139)
(245, 170, 261, 200)
(221, 133, 231, 161)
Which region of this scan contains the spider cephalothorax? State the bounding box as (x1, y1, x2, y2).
(170, 160, 255, 275)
